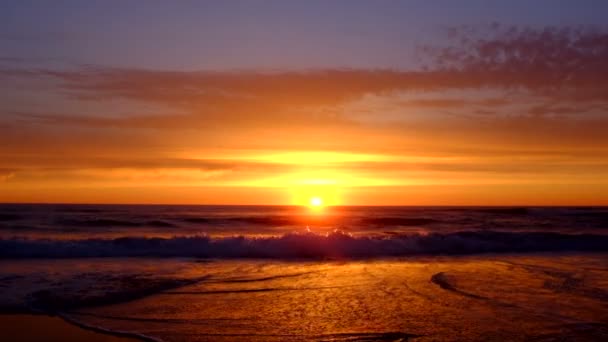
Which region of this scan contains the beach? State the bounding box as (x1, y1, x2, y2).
(1, 205, 607, 341)
(3, 1, 608, 339)
(0, 314, 139, 342)
(1, 254, 607, 341)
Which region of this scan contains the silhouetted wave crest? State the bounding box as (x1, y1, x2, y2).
(1, 230, 607, 258)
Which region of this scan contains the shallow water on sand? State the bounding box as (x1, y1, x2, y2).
(1, 255, 607, 341)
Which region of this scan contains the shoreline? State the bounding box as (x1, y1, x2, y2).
(0, 313, 151, 342)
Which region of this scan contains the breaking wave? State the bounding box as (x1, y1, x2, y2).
(1, 230, 607, 259)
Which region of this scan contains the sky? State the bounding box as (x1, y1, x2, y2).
(1, 0, 608, 205)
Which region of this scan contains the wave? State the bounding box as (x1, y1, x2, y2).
(430, 272, 489, 300)
(55, 216, 305, 228)
(316, 331, 420, 341)
(25, 276, 209, 312)
(1, 230, 607, 259)
(180, 216, 306, 226)
(360, 217, 437, 226)
(474, 207, 530, 215)
(55, 218, 177, 228)
(59, 313, 162, 342)
(0, 213, 22, 221)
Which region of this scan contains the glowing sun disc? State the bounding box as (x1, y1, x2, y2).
(309, 196, 323, 207)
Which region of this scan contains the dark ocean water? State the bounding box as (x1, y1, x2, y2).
(1, 204, 607, 258)
(1, 205, 608, 341)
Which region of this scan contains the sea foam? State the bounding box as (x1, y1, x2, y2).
(1, 230, 607, 258)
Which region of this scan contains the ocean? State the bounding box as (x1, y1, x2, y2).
(1, 205, 607, 341)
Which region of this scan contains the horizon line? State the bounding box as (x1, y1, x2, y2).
(1, 202, 606, 208)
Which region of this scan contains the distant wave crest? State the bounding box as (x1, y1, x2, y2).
(1, 230, 607, 258)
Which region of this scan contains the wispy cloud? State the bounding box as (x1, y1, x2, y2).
(1, 24, 607, 203)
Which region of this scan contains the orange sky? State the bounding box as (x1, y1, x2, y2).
(1, 22, 608, 205)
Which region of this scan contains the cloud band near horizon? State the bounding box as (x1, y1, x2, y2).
(1, 24, 607, 205)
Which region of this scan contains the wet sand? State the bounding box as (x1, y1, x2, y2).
(1, 254, 607, 341)
(0, 314, 139, 342)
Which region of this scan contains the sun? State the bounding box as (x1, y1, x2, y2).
(309, 196, 324, 208)
(291, 184, 339, 207)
